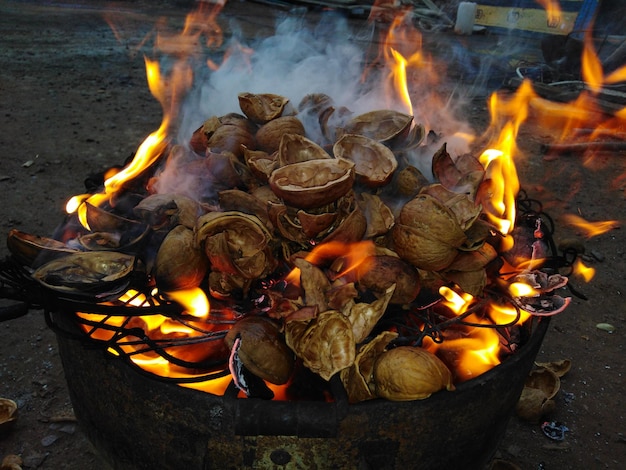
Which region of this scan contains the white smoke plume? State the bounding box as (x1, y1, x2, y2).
(153, 10, 474, 199)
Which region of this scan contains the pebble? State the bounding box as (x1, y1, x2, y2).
(596, 323, 615, 333)
(22, 452, 49, 468)
(590, 250, 605, 262)
(50, 422, 76, 434)
(41, 434, 59, 447)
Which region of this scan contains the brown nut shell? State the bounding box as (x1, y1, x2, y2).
(206, 124, 255, 158)
(392, 223, 459, 272)
(32, 251, 135, 293)
(238, 92, 290, 123)
(397, 193, 467, 247)
(269, 158, 355, 209)
(225, 316, 294, 385)
(373, 346, 455, 401)
(155, 225, 209, 291)
(6, 229, 78, 268)
(356, 255, 420, 305)
(256, 117, 305, 153)
(392, 193, 467, 271)
(0, 398, 18, 434)
(525, 367, 561, 400)
(278, 133, 331, 167)
(333, 134, 397, 187)
(195, 211, 275, 280)
(285, 310, 356, 381)
(339, 110, 413, 143)
(515, 387, 555, 422)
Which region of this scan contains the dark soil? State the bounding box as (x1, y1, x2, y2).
(0, 1, 624, 469)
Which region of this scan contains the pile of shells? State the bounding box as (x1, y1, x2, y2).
(8, 92, 505, 402)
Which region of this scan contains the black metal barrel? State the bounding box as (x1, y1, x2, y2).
(51, 309, 549, 470)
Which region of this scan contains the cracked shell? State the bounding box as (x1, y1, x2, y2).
(256, 116, 305, 153)
(338, 110, 413, 144)
(285, 310, 356, 381)
(238, 92, 290, 124)
(196, 211, 275, 280)
(278, 133, 331, 167)
(333, 134, 397, 187)
(0, 398, 17, 434)
(269, 158, 355, 209)
(32, 251, 135, 294)
(225, 316, 294, 385)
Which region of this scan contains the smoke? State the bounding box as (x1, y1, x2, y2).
(176, 12, 376, 140)
(154, 10, 477, 199)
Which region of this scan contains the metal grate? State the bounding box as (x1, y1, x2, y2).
(1, 193, 583, 389)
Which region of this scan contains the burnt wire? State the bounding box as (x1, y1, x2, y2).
(40, 283, 235, 383)
(3, 189, 576, 388)
(516, 190, 588, 300)
(0, 257, 43, 308)
(381, 192, 569, 348)
(45, 307, 232, 383)
(384, 289, 524, 350)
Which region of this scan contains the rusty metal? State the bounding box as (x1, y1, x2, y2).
(51, 307, 549, 470)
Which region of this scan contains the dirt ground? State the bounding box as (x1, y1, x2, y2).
(0, 1, 624, 469)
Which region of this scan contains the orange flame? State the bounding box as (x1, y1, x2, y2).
(562, 214, 620, 238)
(573, 258, 596, 282)
(286, 240, 376, 286)
(66, 1, 225, 220)
(165, 287, 210, 318)
(424, 287, 503, 381)
(478, 80, 535, 237)
(534, 0, 563, 27)
(489, 301, 531, 326)
(581, 32, 604, 94)
(67, 57, 190, 219)
(509, 282, 538, 298)
(439, 286, 474, 314)
(76, 285, 232, 396)
(530, 31, 626, 149)
(383, 12, 425, 115)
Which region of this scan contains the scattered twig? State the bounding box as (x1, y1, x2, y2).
(541, 141, 626, 153)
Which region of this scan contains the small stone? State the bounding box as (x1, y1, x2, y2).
(596, 323, 615, 333)
(60, 423, 76, 434)
(590, 249, 605, 262)
(22, 452, 48, 468)
(41, 434, 58, 447)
